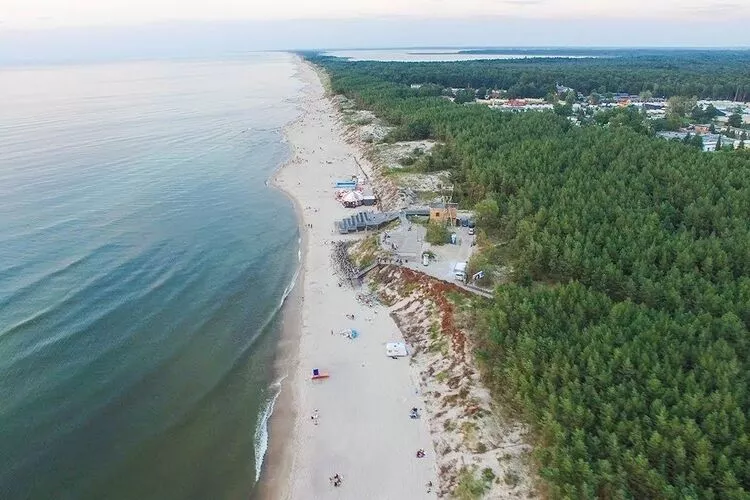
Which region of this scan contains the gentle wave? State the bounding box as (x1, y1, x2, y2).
(278, 235, 303, 309)
(67, 242, 293, 429)
(0, 241, 120, 310)
(254, 374, 286, 482)
(254, 234, 301, 483)
(0, 56, 305, 499)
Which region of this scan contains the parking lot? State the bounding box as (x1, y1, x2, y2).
(383, 220, 476, 283)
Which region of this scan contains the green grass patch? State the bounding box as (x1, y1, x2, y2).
(454, 467, 488, 500)
(351, 235, 380, 269)
(481, 467, 496, 483)
(384, 166, 421, 176)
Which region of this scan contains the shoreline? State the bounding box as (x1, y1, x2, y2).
(254, 55, 313, 500)
(259, 56, 439, 499)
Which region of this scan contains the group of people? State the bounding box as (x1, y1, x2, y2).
(416, 449, 426, 458)
(330, 473, 343, 487)
(310, 409, 319, 426)
(409, 407, 420, 419)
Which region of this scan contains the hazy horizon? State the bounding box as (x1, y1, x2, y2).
(2, 16, 749, 66)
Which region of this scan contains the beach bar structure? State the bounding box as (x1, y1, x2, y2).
(336, 211, 399, 234)
(429, 202, 458, 226)
(334, 180, 357, 189)
(361, 187, 377, 206)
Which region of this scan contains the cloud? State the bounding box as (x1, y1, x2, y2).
(502, 0, 546, 5)
(694, 1, 740, 13)
(2, 0, 750, 30)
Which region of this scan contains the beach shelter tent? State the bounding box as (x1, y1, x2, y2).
(386, 342, 408, 358)
(342, 191, 363, 203)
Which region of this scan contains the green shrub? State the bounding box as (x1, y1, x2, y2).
(398, 155, 416, 166)
(425, 223, 450, 245)
(481, 467, 496, 483)
(454, 468, 488, 500)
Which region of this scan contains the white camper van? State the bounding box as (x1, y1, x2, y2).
(454, 262, 468, 282)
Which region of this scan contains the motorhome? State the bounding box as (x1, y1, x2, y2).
(454, 262, 467, 282)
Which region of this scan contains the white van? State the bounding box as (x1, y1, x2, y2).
(454, 262, 468, 282)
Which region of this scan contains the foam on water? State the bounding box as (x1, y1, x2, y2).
(254, 237, 301, 480)
(254, 374, 287, 482)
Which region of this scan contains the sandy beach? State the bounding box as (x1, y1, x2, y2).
(266, 57, 438, 499)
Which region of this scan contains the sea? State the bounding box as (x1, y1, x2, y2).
(0, 53, 304, 499)
(324, 48, 596, 62)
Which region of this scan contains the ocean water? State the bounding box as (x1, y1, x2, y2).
(0, 54, 303, 499)
(324, 48, 595, 62)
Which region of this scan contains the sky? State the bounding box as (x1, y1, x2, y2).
(1, 0, 749, 64)
(3, 0, 750, 30)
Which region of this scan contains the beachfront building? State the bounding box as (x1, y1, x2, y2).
(429, 202, 458, 226)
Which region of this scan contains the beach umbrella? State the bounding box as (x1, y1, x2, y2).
(342, 191, 363, 203)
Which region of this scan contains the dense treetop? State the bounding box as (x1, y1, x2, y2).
(305, 52, 750, 498)
(309, 51, 750, 100)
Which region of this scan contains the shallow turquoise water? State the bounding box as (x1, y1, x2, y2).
(0, 54, 302, 499)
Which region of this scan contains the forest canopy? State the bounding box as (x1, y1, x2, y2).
(309, 51, 750, 100)
(305, 51, 750, 498)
